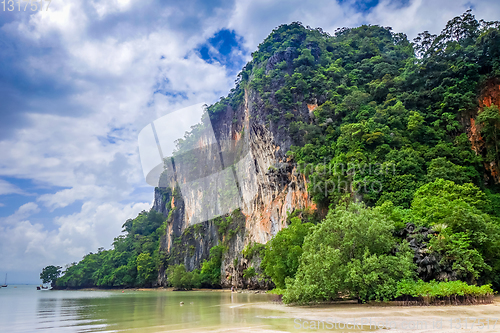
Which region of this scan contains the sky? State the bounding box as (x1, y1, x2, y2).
(1, 0, 499, 285)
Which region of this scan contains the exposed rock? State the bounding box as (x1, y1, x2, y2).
(399, 223, 456, 282)
(465, 78, 500, 184)
(152, 187, 172, 218)
(152, 86, 317, 288)
(265, 47, 298, 73)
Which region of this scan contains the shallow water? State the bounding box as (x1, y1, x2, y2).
(0, 285, 300, 332)
(2, 285, 500, 332)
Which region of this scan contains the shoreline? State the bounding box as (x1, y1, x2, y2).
(64, 286, 269, 293)
(60, 286, 500, 305)
(251, 296, 500, 332)
(58, 286, 500, 303)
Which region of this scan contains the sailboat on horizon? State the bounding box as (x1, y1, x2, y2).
(2, 273, 7, 287)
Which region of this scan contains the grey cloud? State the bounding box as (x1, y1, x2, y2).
(0, 0, 234, 140)
(84, 0, 234, 41)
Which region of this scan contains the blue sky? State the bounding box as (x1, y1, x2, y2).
(1, 0, 499, 284)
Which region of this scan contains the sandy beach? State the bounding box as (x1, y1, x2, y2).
(248, 296, 500, 332)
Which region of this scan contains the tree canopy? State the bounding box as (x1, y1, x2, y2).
(40, 265, 62, 288)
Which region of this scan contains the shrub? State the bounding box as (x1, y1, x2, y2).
(261, 217, 313, 289)
(243, 267, 257, 279)
(395, 280, 494, 305)
(200, 245, 225, 286)
(167, 264, 201, 290)
(242, 242, 266, 260)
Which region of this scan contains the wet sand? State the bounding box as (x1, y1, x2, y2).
(249, 296, 500, 332)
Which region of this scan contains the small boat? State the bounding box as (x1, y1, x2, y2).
(1, 273, 7, 288)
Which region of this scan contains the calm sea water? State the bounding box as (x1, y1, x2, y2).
(0, 285, 293, 332)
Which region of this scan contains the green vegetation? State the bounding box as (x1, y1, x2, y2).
(243, 266, 256, 279)
(52, 206, 228, 289)
(136, 253, 156, 286)
(477, 104, 500, 164)
(214, 216, 232, 237)
(261, 217, 313, 289)
(200, 245, 225, 286)
(56, 210, 166, 288)
(396, 280, 494, 305)
(242, 242, 266, 260)
(282, 203, 416, 304)
(237, 11, 500, 304)
(268, 178, 500, 304)
(167, 264, 202, 290)
(40, 265, 62, 288)
(219, 10, 500, 211)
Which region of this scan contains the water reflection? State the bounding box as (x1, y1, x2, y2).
(37, 298, 58, 320)
(30, 289, 279, 332)
(35, 293, 110, 332)
(2, 286, 317, 332)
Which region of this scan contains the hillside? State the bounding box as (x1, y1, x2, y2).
(54, 11, 500, 302)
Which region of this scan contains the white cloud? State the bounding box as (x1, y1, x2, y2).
(7, 0, 88, 42)
(37, 185, 107, 210)
(0, 179, 29, 196)
(228, 0, 363, 50)
(91, 0, 135, 18)
(0, 0, 237, 282)
(366, 0, 466, 38)
(366, 0, 500, 39)
(0, 202, 40, 225)
(0, 200, 150, 273)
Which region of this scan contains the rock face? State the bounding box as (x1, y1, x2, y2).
(399, 223, 460, 282)
(265, 47, 298, 74)
(465, 78, 500, 184)
(152, 187, 171, 217)
(152, 88, 317, 288)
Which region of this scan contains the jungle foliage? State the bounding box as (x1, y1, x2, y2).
(54, 209, 229, 289)
(40, 265, 62, 288)
(55, 210, 166, 288)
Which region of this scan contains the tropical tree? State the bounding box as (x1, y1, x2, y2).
(40, 265, 62, 288)
(283, 203, 415, 304)
(261, 217, 313, 289)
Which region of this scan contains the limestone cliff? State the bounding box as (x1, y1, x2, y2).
(152, 87, 316, 288)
